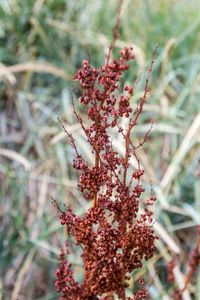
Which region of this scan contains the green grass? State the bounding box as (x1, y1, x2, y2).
(0, 0, 200, 299)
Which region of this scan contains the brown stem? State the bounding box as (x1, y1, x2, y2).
(122, 48, 157, 186)
(106, 0, 124, 65)
(93, 149, 99, 208)
(181, 237, 200, 292)
(123, 124, 131, 185)
(58, 117, 79, 157)
(130, 45, 157, 129)
(92, 96, 101, 208)
(121, 272, 126, 300)
(121, 292, 126, 300)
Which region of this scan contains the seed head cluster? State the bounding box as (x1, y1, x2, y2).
(55, 47, 157, 299)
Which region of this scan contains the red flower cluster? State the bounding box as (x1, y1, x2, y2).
(55, 47, 157, 299)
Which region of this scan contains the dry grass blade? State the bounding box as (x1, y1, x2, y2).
(173, 266, 192, 300)
(161, 38, 176, 78)
(149, 266, 171, 300)
(29, 173, 77, 187)
(154, 222, 181, 254)
(11, 250, 36, 300)
(0, 279, 2, 300)
(36, 176, 48, 219)
(0, 62, 67, 81)
(161, 112, 200, 191)
(156, 241, 192, 300)
(0, 63, 16, 84)
(29, 239, 60, 255)
(167, 220, 197, 232)
(0, 148, 32, 171)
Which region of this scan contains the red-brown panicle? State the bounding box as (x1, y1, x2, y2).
(55, 47, 157, 299)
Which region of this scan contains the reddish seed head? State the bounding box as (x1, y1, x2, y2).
(55, 47, 157, 299)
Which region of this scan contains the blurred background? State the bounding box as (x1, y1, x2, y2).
(0, 0, 200, 299)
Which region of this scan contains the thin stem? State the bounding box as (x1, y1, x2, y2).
(71, 95, 93, 145)
(121, 272, 126, 300)
(106, 0, 124, 65)
(123, 123, 131, 185)
(182, 236, 200, 292)
(130, 45, 157, 129)
(58, 117, 79, 157)
(92, 97, 100, 208)
(93, 149, 99, 208)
